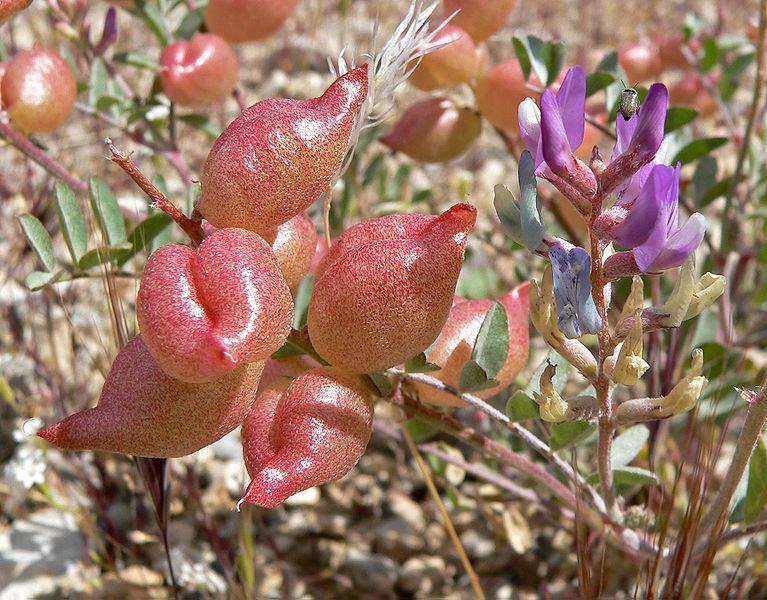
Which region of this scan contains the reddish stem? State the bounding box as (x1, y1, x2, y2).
(105, 139, 205, 245)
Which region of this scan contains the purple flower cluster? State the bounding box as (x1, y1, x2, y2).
(515, 65, 706, 338)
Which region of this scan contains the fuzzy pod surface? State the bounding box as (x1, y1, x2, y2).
(205, 0, 297, 43)
(137, 227, 293, 383)
(308, 203, 477, 373)
(198, 65, 368, 236)
(241, 367, 374, 508)
(159, 33, 239, 106)
(272, 212, 318, 292)
(38, 335, 265, 458)
(412, 283, 530, 407)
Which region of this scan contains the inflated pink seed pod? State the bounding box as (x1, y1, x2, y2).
(0, 0, 32, 23)
(272, 212, 318, 292)
(412, 283, 530, 407)
(37, 335, 264, 458)
(618, 42, 662, 83)
(1, 48, 77, 134)
(475, 60, 537, 135)
(257, 355, 319, 395)
(159, 33, 238, 106)
(205, 0, 297, 44)
(199, 65, 368, 237)
(442, 0, 515, 42)
(241, 367, 374, 508)
(380, 98, 481, 163)
(308, 203, 477, 374)
(409, 25, 487, 91)
(136, 227, 293, 383)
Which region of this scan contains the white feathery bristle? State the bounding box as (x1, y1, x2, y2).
(332, 1, 455, 174)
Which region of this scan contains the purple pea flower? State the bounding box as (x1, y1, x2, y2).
(518, 65, 597, 202)
(549, 244, 603, 339)
(611, 163, 706, 273)
(602, 83, 669, 196)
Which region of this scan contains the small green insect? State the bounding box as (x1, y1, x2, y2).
(618, 83, 639, 121)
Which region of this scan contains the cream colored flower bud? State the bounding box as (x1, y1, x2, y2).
(657, 256, 696, 328)
(662, 348, 705, 415)
(608, 310, 649, 386)
(684, 272, 726, 320)
(533, 363, 570, 423)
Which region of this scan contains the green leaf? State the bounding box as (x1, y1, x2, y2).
(726, 51, 756, 78)
(367, 372, 393, 397)
(610, 425, 649, 468)
(511, 36, 532, 80)
(521, 35, 566, 87)
(470, 302, 509, 379)
(89, 178, 127, 246)
(174, 7, 205, 40)
(89, 57, 108, 107)
(458, 361, 500, 393)
(139, 3, 170, 45)
(117, 212, 173, 266)
(551, 421, 596, 451)
(18, 214, 55, 272)
(692, 155, 718, 205)
(612, 466, 659, 486)
(404, 352, 441, 373)
(671, 137, 728, 166)
(494, 184, 523, 244)
(699, 37, 719, 72)
(292, 273, 314, 330)
(54, 182, 88, 263)
(77, 244, 133, 270)
(113, 51, 160, 72)
(586, 71, 616, 97)
(745, 436, 767, 523)
(179, 114, 222, 139)
(518, 150, 544, 249)
(406, 417, 438, 443)
(664, 107, 699, 133)
(506, 391, 539, 421)
(26, 271, 56, 291)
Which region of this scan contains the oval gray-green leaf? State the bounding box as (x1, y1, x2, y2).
(55, 182, 88, 263)
(19, 214, 55, 272)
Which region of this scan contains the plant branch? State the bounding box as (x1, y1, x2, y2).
(105, 139, 205, 245)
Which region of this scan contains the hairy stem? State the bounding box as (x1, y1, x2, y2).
(105, 139, 205, 245)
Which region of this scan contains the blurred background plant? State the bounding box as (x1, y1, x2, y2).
(1, 0, 767, 598)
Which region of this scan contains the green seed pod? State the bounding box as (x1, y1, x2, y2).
(619, 86, 639, 121)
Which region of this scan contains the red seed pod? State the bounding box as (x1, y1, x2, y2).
(669, 71, 717, 117)
(442, 0, 515, 42)
(198, 66, 368, 237)
(1, 48, 77, 134)
(308, 204, 477, 374)
(241, 367, 374, 508)
(0, 0, 32, 23)
(618, 42, 663, 83)
(37, 335, 264, 458)
(136, 227, 293, 383)
(380, 97, 481, 163)
(160, 33, 238, 106)
(205, 0, 297, 44)
(409, 24, 487, 91)
(475, 60, 537, 135)
(272, 212, 318, 292)
(411, 283, 530, 407)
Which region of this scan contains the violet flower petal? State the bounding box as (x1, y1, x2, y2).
(615, 164, 674, 248)
(518, 98, 545, 168)
(555, 66, 586, 151)
(649, 213, 707, 271)
(550, 245, 603, 339)
(628, 83, 668, 161)
(540, 89, 573, 177)
(612, 113, 638, 161)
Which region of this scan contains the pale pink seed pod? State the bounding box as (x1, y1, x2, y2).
(136, 227, 293, 383)
(380, 98, 481, 163)
(442, 0, 515, 42)
(475, 60, 537, 135)
(0, 0, 32, 23)
(272, 212, 318, 292)
(159, 33, 238, 106)
(412, 283, 530, 407)
(205, 0, 297, 44)
(1, 48, 77, 134)
(409, 25, 487, 91)
(37, 335, 265, 458)
(618, 42, 663, 83)
(198, 65, 368, 237)
(241, 367, 374, 508)
(308, 203, 477, 374)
